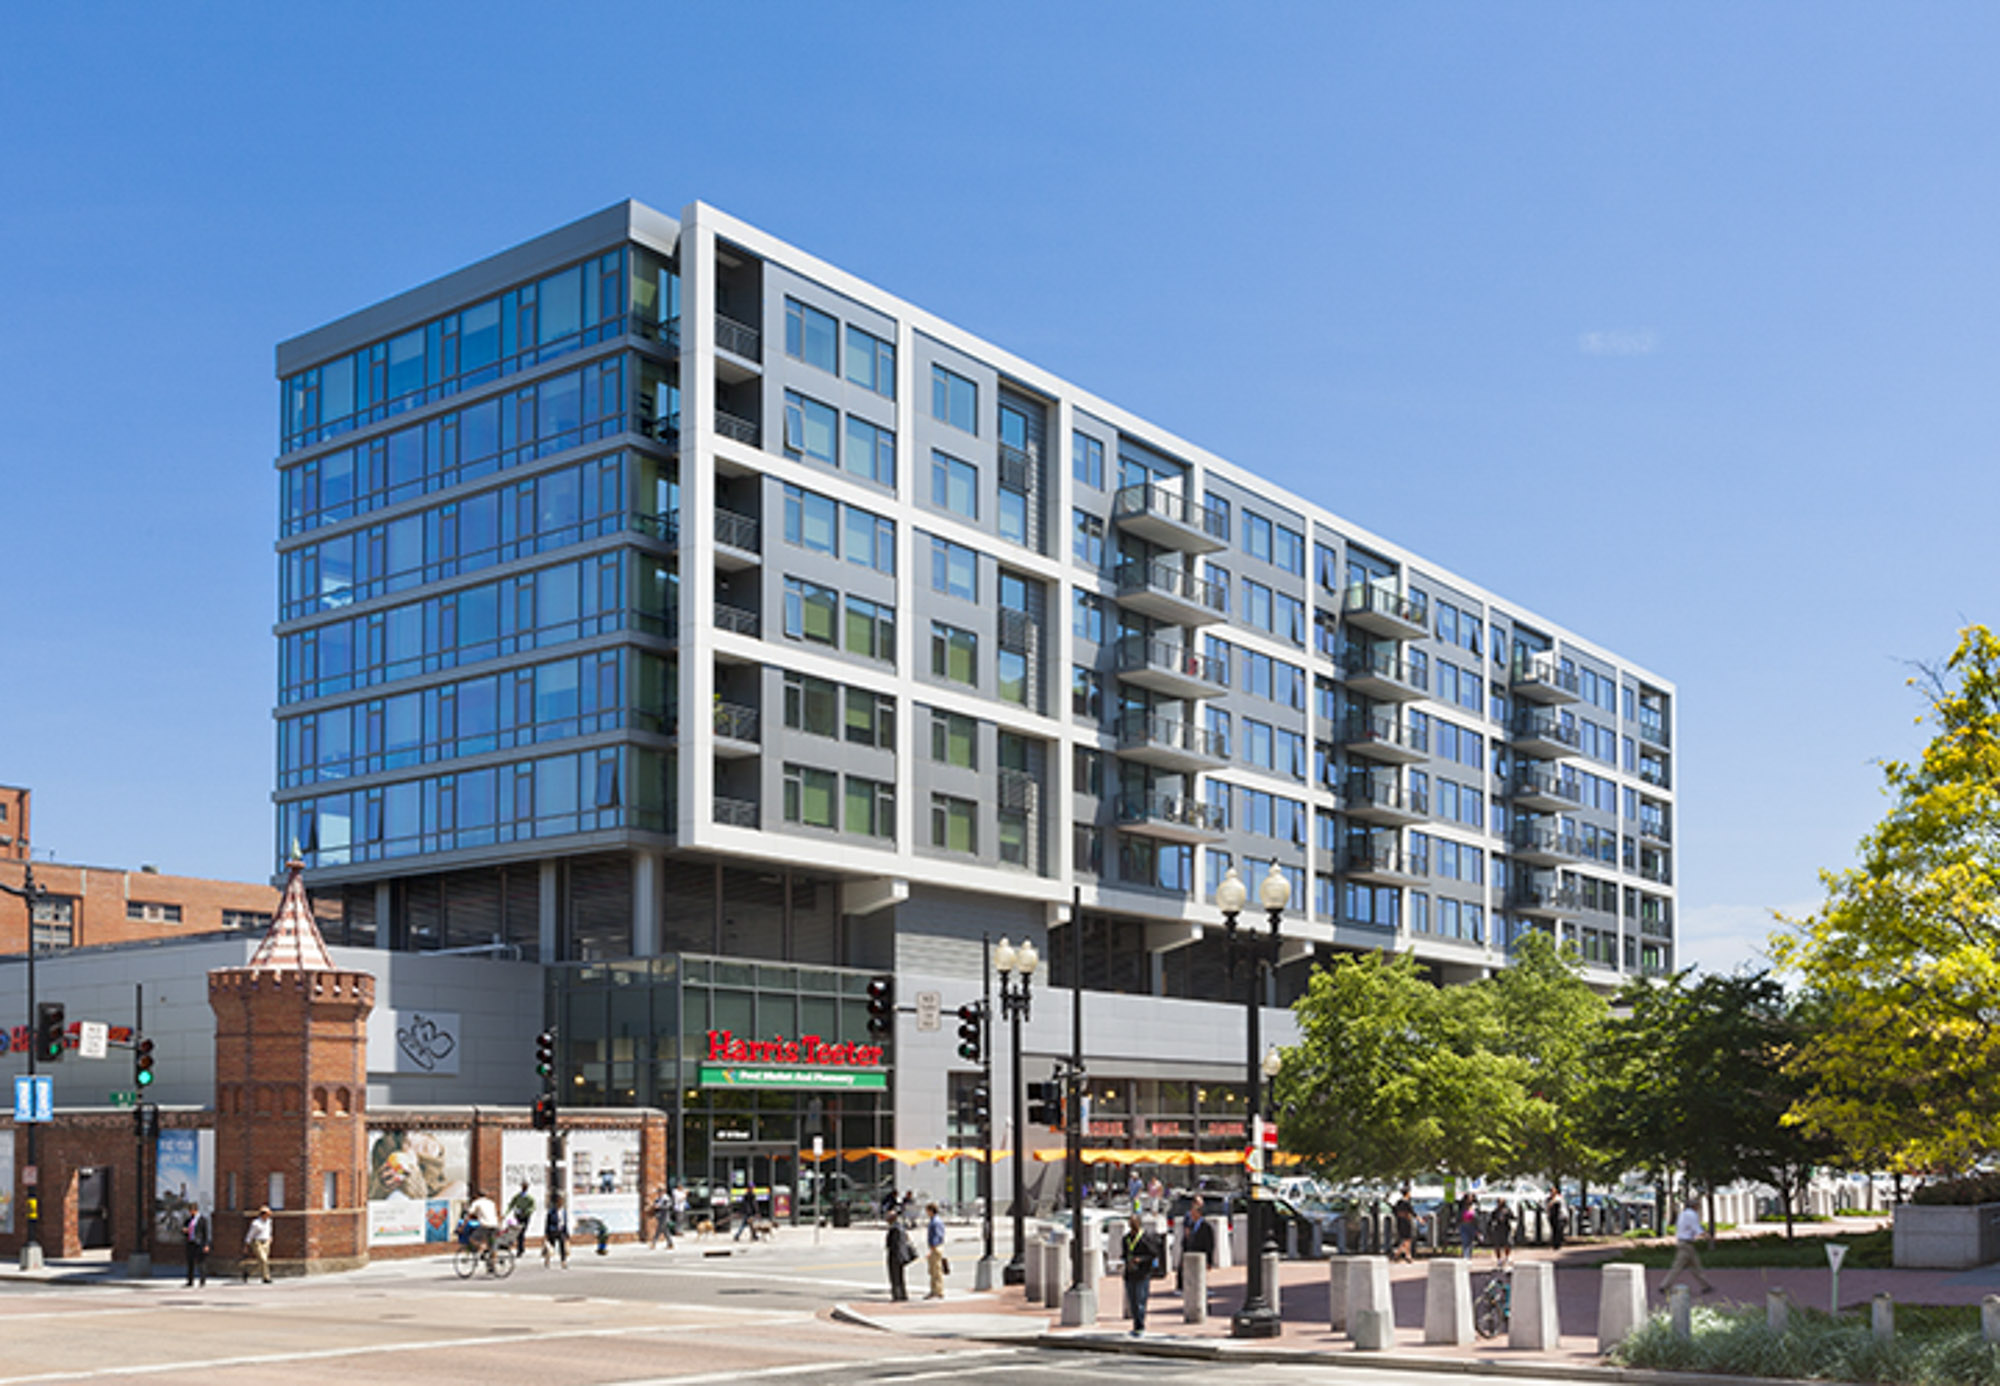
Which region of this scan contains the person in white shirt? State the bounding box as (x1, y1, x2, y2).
(1659, 1197, 1715, 1296)
(466, 1190, 501, 1265)
(242, 1207, 274, 1283)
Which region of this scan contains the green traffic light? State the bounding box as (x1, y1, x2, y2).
(136, 1069, 154, 1087)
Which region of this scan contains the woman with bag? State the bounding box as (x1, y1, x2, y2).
(884, 1209, 916, 1301)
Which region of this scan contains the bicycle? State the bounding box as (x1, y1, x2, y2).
(453, 1232, 516, 1280)
(1473, 1271, 1511, 1338)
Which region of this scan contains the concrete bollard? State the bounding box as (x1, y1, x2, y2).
(1353, 1307, 1393, 1350)
(1042, 1239, 1065, 1310)
(1872, 1294, 1894, 1342)
(1328, 1255, 1351, 1332)
(1424, 1256, 1474, 1345)
(1348, 1255, 1393, 1344)
(1182, 1252, 1208, 1323)
(1510, 1262, 1560, 1351)
(1670, 1285, 1692, 1339)
(1263, 1251, 1283, 1316)
(1024, 1237, 1043, 1303)
(1768, 1289, 1789, 1333)
(1213, 1216, 1232, 1269)
(1597, 1263, 1649, 1352)
(1982, 1295, 2000, 1344)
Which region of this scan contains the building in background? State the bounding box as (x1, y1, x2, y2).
(269, 200, 1679, 1200)
(0, 784, 30, 860)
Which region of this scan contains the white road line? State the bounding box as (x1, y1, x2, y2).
(600, 1346, 1024, 1385)
(0, 1315, 817, 1386)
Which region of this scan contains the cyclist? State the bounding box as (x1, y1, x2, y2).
(465, 1188, 501, 1268)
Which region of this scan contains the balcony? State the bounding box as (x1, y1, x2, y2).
(1113, 792, 1225, 845)
(713, 509, 761, 570)
(997, 442, 1037, 493)
(1113, 558, 1228, 626)
(1339, 647, 1427, 702)
(1340, 712, 1429, 765)
(1510, 823, 1583, 867)
(714, 408, 760, 449)
(714, 601, 761, 642)
(714, 314, 762, 383)
(1639, 817, 1672, 845)
(1511, 711, 1581, 757)
(1508, 763, 1582, 811)
(1511, 881, 1581, 919)
(1111, 483, 1230, 554)
(712, 702, 761, 757)
(713, 796, 759, 829)
(1342, 841, 1429, 885)
(1510, 656, 1580, 705)
(1638, 761, 1671, 790)
(1638, 717, 1671, 749)
(1115, 711, 1229, 774)
(1342, 777, 1428, 827)
(1112, 632, 1227, 699)
(1341, 583, 1429, 640)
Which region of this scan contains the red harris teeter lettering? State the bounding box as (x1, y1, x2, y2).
(706, 1029, 884, 1068)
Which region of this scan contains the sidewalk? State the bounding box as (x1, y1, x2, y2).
(843, 1216, 1998, 1374)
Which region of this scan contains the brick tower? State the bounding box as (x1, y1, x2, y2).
(209, 852, 374, 1275)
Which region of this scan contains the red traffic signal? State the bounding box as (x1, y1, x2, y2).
(866, 976, 894, 1036)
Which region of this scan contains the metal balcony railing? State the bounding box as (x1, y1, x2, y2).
(1113, 793, 1223, 834)
(1511, 825, 1582, 858)
(1116, 712, 1224, 761)
(715, 314, 762, 361)
(1112, 482, 1230, 540)
(1345, 779, 1427, 816)
(713, 796, 758, 828)
(1113, 558, 1227, 615)
(1510, 656, 1580, 696)
(1340, 713, 1428, 756)
(713, 702, 760, 743)
(714, 509, 760, 553)
(1113, 633, 1226, 687)
(714, 602, 760, 637)
(1509, 765, 1582, 803)
(1512, 712, 1582, 749)
(714, 409, 759, 447)
(1340, 646, 1428, 692)
(1343, 843, 1428, 877)
(1342, 583, 1427, 627)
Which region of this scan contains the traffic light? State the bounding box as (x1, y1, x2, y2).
(1027, 1080, 1057, 1129)
(535, 1029, 555, 1082)
(969, 1083, 990, 1130)
(134, 1036, 155, 1088)
(35, 1002, 64, 1063)
(532, 1095, 557, 1131)
(955, 1002, 983, 1062)
(866, 976, 894, 1037)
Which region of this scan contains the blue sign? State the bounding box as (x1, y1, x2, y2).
(13, 1074, 52, 1123)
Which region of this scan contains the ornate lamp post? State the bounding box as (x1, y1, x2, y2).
(994, 935, 1038, 1285)
(1216, 863, 1289, 1339)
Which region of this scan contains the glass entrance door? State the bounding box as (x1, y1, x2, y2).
(713, 1144, 800, 1227)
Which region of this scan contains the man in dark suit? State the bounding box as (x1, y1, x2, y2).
(1178, 1196, 1216, 1290)
(183, 1207, 212, 1286)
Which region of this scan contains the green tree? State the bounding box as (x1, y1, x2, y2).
(1772, 625, 2000, 1173)
(1482, 928, 1610, 1186)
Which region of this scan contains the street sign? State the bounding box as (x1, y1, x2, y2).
(79, 1021, 109, 1059)
(110, 1090, 138, 1108)
(914, 990, 942, 1032)
(13, 1074, 53, 1123)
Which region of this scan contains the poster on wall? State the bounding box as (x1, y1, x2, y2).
(500, 1130, 550, 1226)
(0, 1135, 13, 1235)
(365, 1129, 470, 1246)
(153, 1129, 215, 1243)
(566, 1129, 641, 1236)
(366, 1007, 463, 1077)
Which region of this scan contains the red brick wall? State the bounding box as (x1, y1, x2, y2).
(0, 857, 333, 955)
(0, 785, 28, 861)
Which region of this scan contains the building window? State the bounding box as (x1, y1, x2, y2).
(221, 910, 273, 931)
(783, 764, 839, 829)
(845, 776, 895, 839)
(126, 901, 184, 923)
(998, 486, 1027, 546)
(784, 485, 839, 555)
(785, 298, 839, 374)
(931, 622, 977, 685)
(845, 506, 895, 574)
(1074, 823, 1103, 875)
(784, 671, 840, 737)
(1244, 511, 1273, 563)
(1073, 431, 1104, 489)
(1073, 591, 1106, 644)
(1074, 747, 1102, 797)
(1072, 509, 1105, 567)
(1244, 580, 1273, 633)
(997, 649, 1028, 706)
(783, 578, 839, 646)
(931, 364, 978, 434)
(1273, 525, 1304, 576)
(1072, 666, 1102, 721)
(931, 794, 977, 853)
(846, 688, 895, 749)
(931, 452, 978, 520)
(844, 416, 897, 487)
(782, 391, 838, 468)
(844, 596, 895, 662)
(931, 710, 978, 768)
(930, 537, 979, 601)
(846, 325, 896, 398)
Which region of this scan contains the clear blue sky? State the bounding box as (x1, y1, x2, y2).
(4, 3, 1994, 975)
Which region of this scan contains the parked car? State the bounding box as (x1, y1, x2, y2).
(1166, 1190, 1333, 1257)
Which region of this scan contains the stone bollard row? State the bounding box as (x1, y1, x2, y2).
(1510, 1261, 1560, 1351)
(1597, 1262, 1648, 1352)
(1347, 1254, 1394, 1349)
(1424, 1257, 1473, 1346)
(1181, 1252, 1207, 1323)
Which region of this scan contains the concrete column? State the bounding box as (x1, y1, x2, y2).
(1348, 1254, 1393, 1344)
(1424, 1257, 1474, 1345)
(1327, 1255, 1350, 1332)
(1510, 1262, 1560, 1351)
(1042, 1238, 1064, 1310)
(538, 861, 559, 961)
(1669, 1285, 1691, 1338)
(1262, 1250, 1283, 1316)
(1872, 1294, 1894, 1342)
(1024, 1233, 1043, 1302)
(1182, 1252, 1207, 1323)
(632, 851, 658, 956)
(1597, 1262, 1649, 1352)
(373, 882, 392, 948)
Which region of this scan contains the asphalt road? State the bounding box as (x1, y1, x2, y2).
(0, 1229, 1589, 1386)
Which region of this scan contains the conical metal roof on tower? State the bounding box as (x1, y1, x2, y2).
(246, 848, 335, 972)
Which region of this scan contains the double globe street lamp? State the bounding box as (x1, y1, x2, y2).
(1214, 862, 1290, 1339)
(993, 935, 1039, 1285)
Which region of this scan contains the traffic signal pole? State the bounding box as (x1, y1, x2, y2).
(2, 862, 49, 1270)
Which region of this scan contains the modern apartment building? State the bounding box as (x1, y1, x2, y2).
(270, 200, 1677, 1200)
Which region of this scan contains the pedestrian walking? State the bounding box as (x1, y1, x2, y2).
(1457, 1192, 1479, 1258)
(885, 1210, 915, 1301)
(671, 1182, 688, 1236)
(1177, 1196, 1215, 1290)
(649, 1187, 675, 1248)
(1391, 1187, 1416, 1262)
(733, 1186, 759, 1241)
(1659, 1198, 1715, 1297)
(1545, 1188, 1568, 1252)
(923, 1202, 947, 1299)
(183, 1207, 211, 1286)
(506, 1181, 536, 1256)
(242, 1206, 273, 1283)
(1489, 1198, 1515, 1268)
(543, 1191, 570, 1269)
(1119, 1210, 1164, 1335)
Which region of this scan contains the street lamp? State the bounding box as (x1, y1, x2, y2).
(994, 935, 1038, 1285)
(1216, 863, 1289, 1339)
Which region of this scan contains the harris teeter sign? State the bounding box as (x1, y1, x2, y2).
(699, 1029, 888, 1090)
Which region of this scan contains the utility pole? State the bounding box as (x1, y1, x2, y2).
(2, 860, 49, 1270)
(1060, 885, 1095, 1325)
